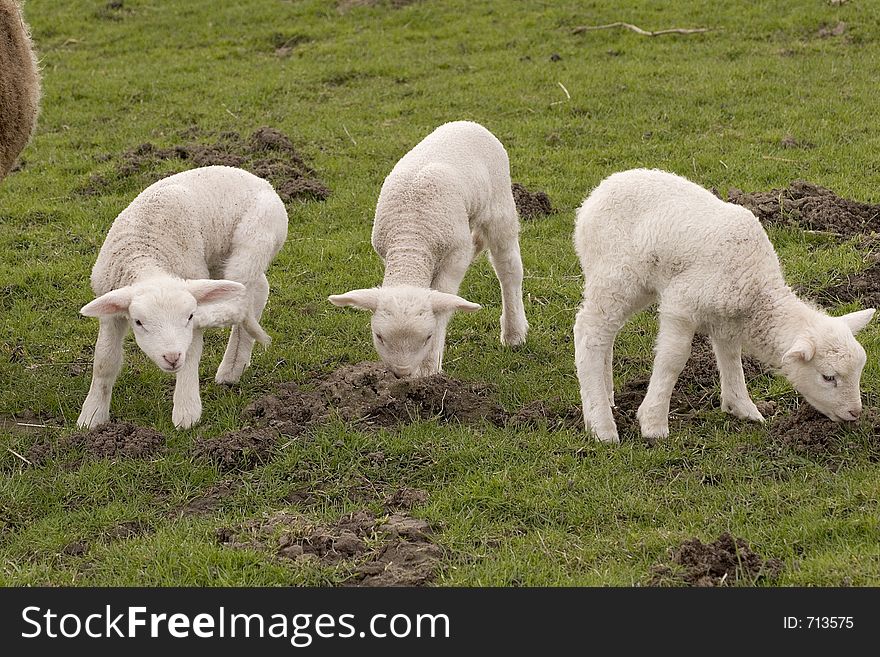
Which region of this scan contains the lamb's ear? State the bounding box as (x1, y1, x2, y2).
(80, 287, 134, 317)
(782, 336, 816, 364)
(185, 279, 246, 304)
(839, 308, 875, 335)
(328, 289, 381, 312)
(429, 291, 482, 314)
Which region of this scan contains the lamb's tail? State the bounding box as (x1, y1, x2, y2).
(243, 315, 272, 346)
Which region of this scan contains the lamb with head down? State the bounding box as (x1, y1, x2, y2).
(330, 120, 529, 378)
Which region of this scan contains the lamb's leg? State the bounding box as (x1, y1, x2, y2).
(637, 314, 696, 441)
(605, 344, 615, 407)
(486, 238, 528, 346)
(77, 316, 128, 429)
(172, 327, 204, 429)
(574, 306, 622, 443)
(711, 334, 764, 422)
(216, 273, 269, 384)
(424, 245, 472, 376)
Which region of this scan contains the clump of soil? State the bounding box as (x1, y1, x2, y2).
(218, 506, 442, 586)
(104, 520, 152, 541)
(814, 261, 880, 309)
(176, 481, 239, 517)
(780, 134, 815, 149)
(26, 422, 165, 466)
(727, 181, 880, 237)
(512, 182, 554, 219)
(383, 487, 429, 511)
(245, 361, 506, 434)
(82, 126, 330, 203)
(769, 404, 845, 457)
(817, 21, 847, 38)
(649, 532, 783, 586)
(192, 429, 277, 471)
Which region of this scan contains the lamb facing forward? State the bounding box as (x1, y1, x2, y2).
(574, 168, 875, 444)
(0, 0, 41, 180)
(329, 120, 528, 377)
(78, 166, 288, 429)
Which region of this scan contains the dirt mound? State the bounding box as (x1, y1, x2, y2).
(82, 127, 330, 203)
(245, 361, 506, 434)
(26, 422, 165, 466)
(769, 404, 846, 457)
(728, 181, 880, 237)
(192, 429, 277, 471)
(512, 182, 554, 219)
(218, 507, 441, 586)
(815, 262, 880, 309)
(649, 532, 783, 586)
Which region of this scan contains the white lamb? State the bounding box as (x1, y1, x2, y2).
(77, 165, 288, 429)
(574, 168, 875, 444)
(328, 120, 528, 378)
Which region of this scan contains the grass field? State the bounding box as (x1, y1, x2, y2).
(1, 0, 879, 586)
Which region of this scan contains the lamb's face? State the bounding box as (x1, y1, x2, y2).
(328, 284, 481, 379)
(127, 285, 198, 373)
(781, 313, 873, 422)
(371, 291, 437, 378)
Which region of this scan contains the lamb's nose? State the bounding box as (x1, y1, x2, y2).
(391, 365, 412, 379)
(844, 405, 862, 421)
(163, 352, 181, 368)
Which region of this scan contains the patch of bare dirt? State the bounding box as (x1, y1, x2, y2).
(769, 404, 848, 457)
(814, 261, 880, 309)
(192, 428, 278, 471)
(81, 126, 330, 203)
(218, 506, 442, 586)
(780, 134, 815, 149)
(507, 399, 582, 431)
(245, 361, 507, 434)
(512, 182, 554, 219)
(383, 487, 429, 511)
(727, 181, 880, 238)
(337, 0, 419, 12)
(817, 21, 847, 38)
(649, 532, 783, 586)
(104, 520, 152, 541)
(26, 422, 165, 466)
(176, 481, 239, 517)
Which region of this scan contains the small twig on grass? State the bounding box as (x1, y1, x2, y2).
(557, 82, 571, 100)
(342, 124, 357, 146)
(572, 22, 711, 37)
(761, 155, 803, 164)
(7, 448, 32, 466)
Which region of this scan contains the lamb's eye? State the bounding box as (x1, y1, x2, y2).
(375, 334, 384, 344)
(822, 374, 836, 383)
(188, 313, 194, 322)
(134, 319, 143, 327)
(424, 334, 432, 345)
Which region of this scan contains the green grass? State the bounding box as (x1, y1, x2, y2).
(1, 0, 879, 586)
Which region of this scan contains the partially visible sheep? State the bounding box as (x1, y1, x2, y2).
(329, 120, 528, 377)
(0, 0, 40, 180)
(78, 166, 288, 429)
(574, 168, 875, 444)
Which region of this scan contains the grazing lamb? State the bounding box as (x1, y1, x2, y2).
(574, 168, 875, 444)
(329, 120, 529, 378)
(0, 0, 41, 180)
(78, 165, 288, 429)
